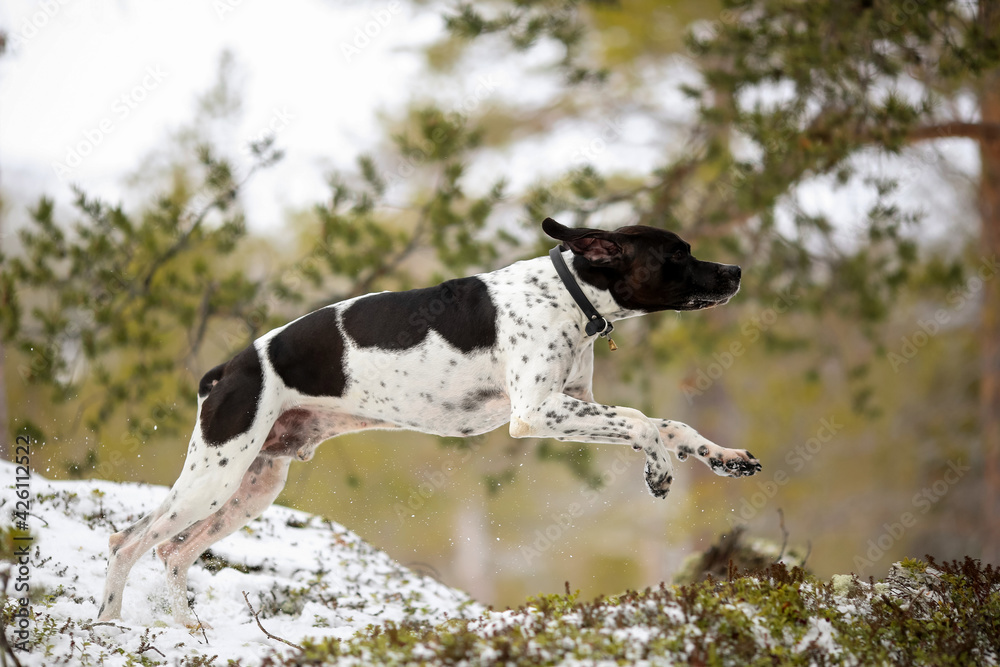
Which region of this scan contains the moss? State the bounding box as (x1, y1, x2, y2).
(282, 558, 999, 666)
(17, 556, 999, 665)
(197, 548, 265, 575)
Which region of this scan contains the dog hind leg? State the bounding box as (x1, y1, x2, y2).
(99, 367, 281, 622)
(97, 435, 267, 622)
(155, 455, 292, 626)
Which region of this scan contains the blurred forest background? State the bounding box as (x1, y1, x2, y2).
(1, 0, 999, 608)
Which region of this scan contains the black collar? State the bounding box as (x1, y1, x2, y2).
(549, 246, 617, 347)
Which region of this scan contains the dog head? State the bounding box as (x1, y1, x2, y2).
(543, 217, 741, 313)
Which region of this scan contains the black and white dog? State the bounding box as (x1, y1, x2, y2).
(98, 217, 761, 625)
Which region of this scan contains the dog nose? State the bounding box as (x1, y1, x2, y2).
(727, 265, 741, 280)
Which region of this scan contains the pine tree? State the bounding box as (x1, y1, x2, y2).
(446, 0, 1000, 561)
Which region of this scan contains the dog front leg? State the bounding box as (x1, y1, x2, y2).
(654, 419, 761, 477)
(508, 394, 674, 498)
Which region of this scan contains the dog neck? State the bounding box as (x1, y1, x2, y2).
(545, 249, 641, 326)
(549, 247, 617, 338)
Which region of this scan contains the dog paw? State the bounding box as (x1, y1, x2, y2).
(644, 461, 673, 499)
(708, 449, 762, 478)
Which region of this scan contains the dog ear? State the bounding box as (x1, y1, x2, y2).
(542, 217, 625, 265)
(542, 217, 575, 240)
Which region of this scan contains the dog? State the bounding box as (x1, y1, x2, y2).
(98, 217, 762, 625)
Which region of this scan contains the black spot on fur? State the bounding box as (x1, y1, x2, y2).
(697, 445, 709, 457)
(342, 277, 498, 353)
(460, 388, 505, 411)
(219, 458, 228, 467)
(199, 345, 264, 446)
(268, 308, 349, 397)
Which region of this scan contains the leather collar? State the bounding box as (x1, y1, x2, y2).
(549, 246, 616, 344)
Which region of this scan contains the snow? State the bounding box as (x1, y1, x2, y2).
(3, 461, 995, 665)
(794, 617, 840, 658)
(0, 461, 481, 665)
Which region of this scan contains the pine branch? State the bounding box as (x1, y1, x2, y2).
(903, 121, 1000, 143)
(348, 204, 431, 299)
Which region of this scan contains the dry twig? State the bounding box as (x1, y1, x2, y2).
(775, 508, 790, 564)
(191, 606, 210, 645)
(242, 591, 303, 651)
(136, 629, 165, 658)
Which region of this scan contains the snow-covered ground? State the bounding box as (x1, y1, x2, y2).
(0, 461, 481, 665)
(3, 461, 997, 666)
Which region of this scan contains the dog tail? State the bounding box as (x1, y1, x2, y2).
(198, 362, 227, 398)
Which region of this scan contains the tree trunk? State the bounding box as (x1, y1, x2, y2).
(978, 0, 1000, 566)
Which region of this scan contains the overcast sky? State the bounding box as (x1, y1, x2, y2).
(0, 0, 983, 246)
(0, 0, 451, 233)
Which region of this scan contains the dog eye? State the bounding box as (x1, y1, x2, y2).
(672, 249, 686, 261)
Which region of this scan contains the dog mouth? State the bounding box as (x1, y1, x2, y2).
(681, 283, 739, 310)
(680, 296, 731, 310)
